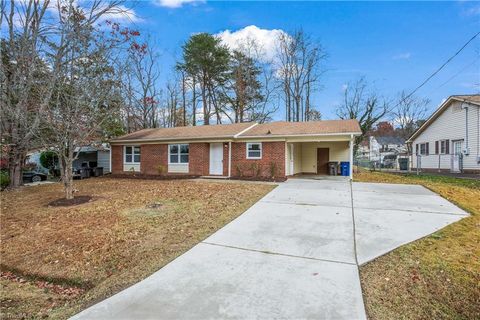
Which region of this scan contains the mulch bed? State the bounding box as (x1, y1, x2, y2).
(47, 195, 93, 207)
(108, 174, 199, 180)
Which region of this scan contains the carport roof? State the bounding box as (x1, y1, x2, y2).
(110, 119, 361, 143)
(237, 119, 362, 137)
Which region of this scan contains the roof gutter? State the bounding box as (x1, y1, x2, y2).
(238, 131, 362, 139)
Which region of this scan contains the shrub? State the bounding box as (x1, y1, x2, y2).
(251, 162, 260, 177)
(269, 162, 278, 178)
(236, 164, 244, 177)
(40, 151, 58, 175)
(0, 170, 10, 190)
(157, 165, 166, 175)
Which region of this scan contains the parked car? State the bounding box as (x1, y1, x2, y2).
(23, 171, 48, 183)
(381, 154, 397, 168)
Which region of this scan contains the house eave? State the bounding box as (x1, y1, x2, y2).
(110, 131, 362, 144)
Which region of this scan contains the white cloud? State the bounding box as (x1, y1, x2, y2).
(464, 5, 480, 16)
(216, 25, 286, 62)
(153, 0, 205, 9)
(392, 52, 411, 60)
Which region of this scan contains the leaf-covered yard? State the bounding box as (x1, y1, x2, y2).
(355, 171, 480, 319)
(0, 178, 275, 319)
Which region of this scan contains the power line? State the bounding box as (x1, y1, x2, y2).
(388, 31, 480, 113)
(433, 57, 479, 90)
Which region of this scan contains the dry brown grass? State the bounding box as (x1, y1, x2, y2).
(0, 177, 274, 319)
(355, 171, 480, 320)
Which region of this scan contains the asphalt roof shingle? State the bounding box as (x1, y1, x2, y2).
(111, 119, 361, 142)
(111, 122, 255, 141)
(238, 119, 361, 137)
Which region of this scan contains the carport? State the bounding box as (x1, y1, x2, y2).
(285, 135, 354, 178)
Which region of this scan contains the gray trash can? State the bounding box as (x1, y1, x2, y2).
(328, 162, 338, 176)
(94, 167, 104, 177)
(399, 158, 409, 171)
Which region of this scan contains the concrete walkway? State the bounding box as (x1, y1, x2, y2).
(72, 179, 468, 320)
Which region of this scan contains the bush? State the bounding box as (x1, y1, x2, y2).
(251, 162, 260, 177)
(0, 170, 10, 190)
(39, 151, 58, 175)
(269, 162, 278, 178)
(157, 165, 166, 175)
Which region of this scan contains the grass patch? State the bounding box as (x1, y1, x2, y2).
(355, 170, 480, 319)
(0, 177, 274, 319)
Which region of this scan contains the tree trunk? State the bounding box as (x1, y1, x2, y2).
(60, 148, 75, 200)
(192, 77, 197, 126)
(201, 80, 209, 125)
(8, 155, 23, 188)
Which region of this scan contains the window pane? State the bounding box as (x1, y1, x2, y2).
(248, 143, 260, 151)
(134, 154, 140, 163)
(248, 151, 261, 158)
(180, 144, 189, 154)
(180, 155, 189, 163)
(126, 154, 132, 162)
(134, 146, 140, 154)
(170, 154, 178, 163)
(170, 144, 178, 154)
(125, 146, 132, 155)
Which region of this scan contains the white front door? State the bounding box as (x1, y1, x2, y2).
(209, 143, 223, 175)
(451, 141, 462, 172)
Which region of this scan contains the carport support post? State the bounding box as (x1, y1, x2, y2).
(228, 141, 232, 177)
(349, 135, 354, 180)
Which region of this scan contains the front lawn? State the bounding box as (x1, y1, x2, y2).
(355, 171, 480, 319)
(0, 178, 275, 319)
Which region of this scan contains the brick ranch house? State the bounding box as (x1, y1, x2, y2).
(109, 119, 362, 180)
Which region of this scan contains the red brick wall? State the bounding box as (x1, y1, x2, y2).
(140, 144, 168, 175)
(231, 142, 285, 178)
(111, 141, 286, 178)
(189, 143, 209, 176)
(223, 142, 229, 176)
(111, 145, 123, 174)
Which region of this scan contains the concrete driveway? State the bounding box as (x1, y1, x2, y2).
(72, 178, 468, 320)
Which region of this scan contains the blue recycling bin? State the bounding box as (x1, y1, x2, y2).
(340, 162, 350, 176)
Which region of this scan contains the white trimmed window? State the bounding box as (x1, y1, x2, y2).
(440, 140, 447, 154)
(124, 146, 140, 163)
(246, 142, 262, 159)
(419, 143, 428, 155)
(169, 144, 189, 164)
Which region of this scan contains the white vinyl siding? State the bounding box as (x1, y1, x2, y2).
(411, 101, 480, 171)
(97, 150, 111, 173)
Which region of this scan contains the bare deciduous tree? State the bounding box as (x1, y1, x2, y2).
(392, 91, 430, 152)
(276, 29, 326, 122)
(1, 0, 53, 187)
(43, 0, 130, 199)
(336, 77, 389, 152)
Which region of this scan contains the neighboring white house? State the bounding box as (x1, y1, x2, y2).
(357, 135, 406, 166)
(407, 95, 480, 174)
(26, 144, 111, 174)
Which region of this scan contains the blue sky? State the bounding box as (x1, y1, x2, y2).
(127, 0, 479, 120)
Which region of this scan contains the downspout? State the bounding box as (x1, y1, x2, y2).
(461, 101, 470, 155)
(109, 144, 112, 174)
(228, 141, 232, 178)
(349, 134, 354, 180)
